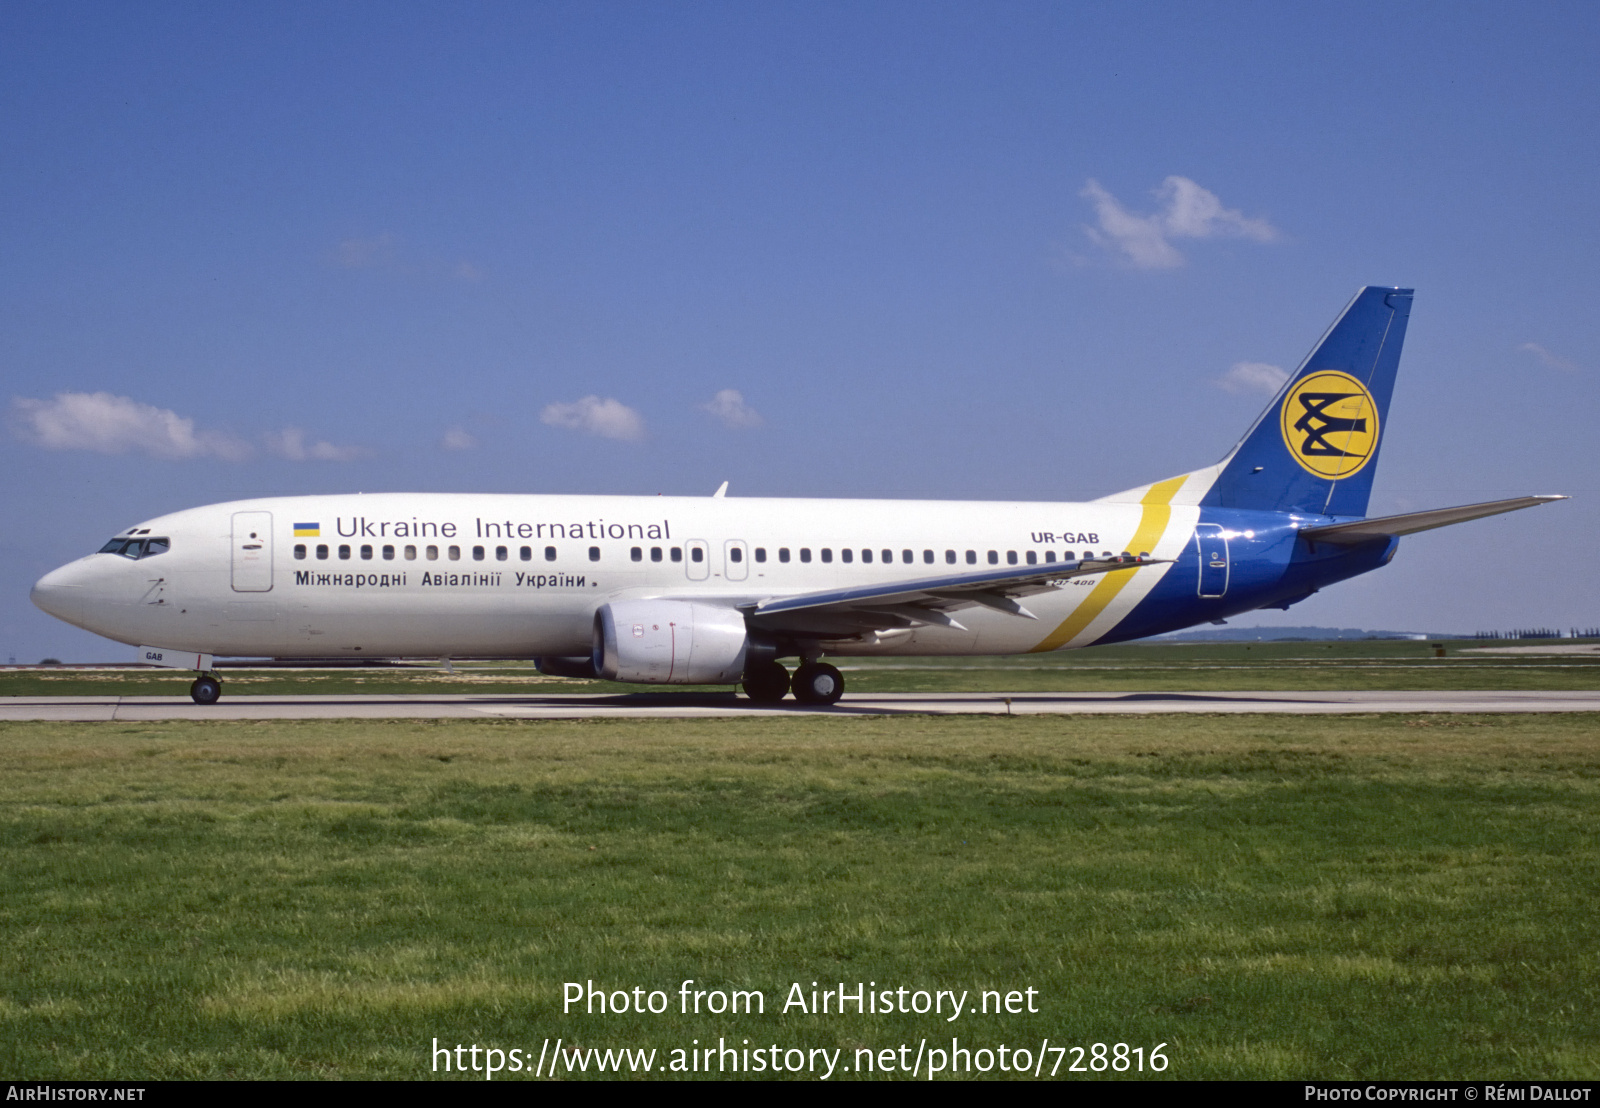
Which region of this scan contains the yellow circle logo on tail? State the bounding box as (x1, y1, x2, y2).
(1280, 370, 1380, 479)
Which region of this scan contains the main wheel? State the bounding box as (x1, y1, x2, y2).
(791, 662, 844, 705)
(741, 660, 791, 703)
(190, 675, 222, 705)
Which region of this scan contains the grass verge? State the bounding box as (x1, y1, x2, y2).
(1, 713, 1596, 1079)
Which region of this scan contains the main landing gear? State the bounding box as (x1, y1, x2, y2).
(190, 674, 222, 705)
(741, 660, 791, 704)
(792, 662, 844, 705)
(742, 660, 844, 705)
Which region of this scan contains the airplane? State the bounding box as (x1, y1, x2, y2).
(31, 286, 1565, 706)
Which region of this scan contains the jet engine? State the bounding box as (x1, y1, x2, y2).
(593, 600, 749, 684)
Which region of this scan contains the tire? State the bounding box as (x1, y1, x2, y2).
(791, 662, 844, 705)
(742, 660, 791, 703)
(190, 675, 222, 705)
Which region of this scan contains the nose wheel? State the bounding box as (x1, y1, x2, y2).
(190, 674, 222, 705)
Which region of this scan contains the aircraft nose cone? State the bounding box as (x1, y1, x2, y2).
(31, 565, 86, 626)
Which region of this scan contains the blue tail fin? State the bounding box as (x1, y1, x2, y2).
(1201, 286, 1412, 518)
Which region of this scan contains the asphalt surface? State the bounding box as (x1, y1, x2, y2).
(5, 690, 1600, 721)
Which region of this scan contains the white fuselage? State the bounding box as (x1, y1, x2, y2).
(32, 491, 1200, 660)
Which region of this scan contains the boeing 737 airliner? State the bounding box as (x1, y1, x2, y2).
(31, 288, 1564, 704)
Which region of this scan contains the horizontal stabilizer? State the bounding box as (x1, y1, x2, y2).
(1299, 495, 1567, 544)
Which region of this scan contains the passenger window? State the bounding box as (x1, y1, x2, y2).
(988, 551, 999, 565)
(406, 545, 418, 560)
(520, 546, 531, 561)
(1044, 550, 1055, 562)
(545, 546, 557, 561)
(1025, 551, 1036, 565)
(294, 544, 307, 560)
(966, 550, 977, 564)
(946, 550, 956, 564)
(360, 544, 374, 560)
(496, 546, 508, 561)
(884, 549, 894, 564)
(754, 548, 766, 563)
(589, 546, 601, 561)
(339, 545, 352, 560)
(317, 544, 330, 560)
(671, 547, 682, 562)
(730, 547, 743, 563)
(426, 545, 439, 561)
(650, 547, 663, 562)
(779, 548, 791, 563)
(631, 546, 642, 562)
(821, 548, 833, 563)
(448, 546, 460, 560)
(472, 546, 485, 561)
(840, 549, 851, 563)
(383, 545, 395, 560)
(1007, 551, 1017, 565)
(799, 548, 811, 563)
(690, 547, 703, 563)
(1101, 551, 1113, 560)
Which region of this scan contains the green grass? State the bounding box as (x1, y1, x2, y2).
(4, 638, 1599, 698)
(2, 713, 1597, 1079)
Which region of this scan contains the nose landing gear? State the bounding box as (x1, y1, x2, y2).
(190, 674, 222, 704)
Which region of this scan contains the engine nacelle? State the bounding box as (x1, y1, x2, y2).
(593, 600, 749, 685)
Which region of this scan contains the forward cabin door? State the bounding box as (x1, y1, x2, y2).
(231, 511, 274, 592)
(1195, 523, 1229, 598)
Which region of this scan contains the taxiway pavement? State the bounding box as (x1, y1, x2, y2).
(4, 690, 1600, 721)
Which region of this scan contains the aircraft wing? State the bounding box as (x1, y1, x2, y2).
(744, 555, 1166, 636)
(1299, 495, 1567, 544)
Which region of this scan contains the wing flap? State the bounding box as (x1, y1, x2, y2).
(747, 555, 1165, 635)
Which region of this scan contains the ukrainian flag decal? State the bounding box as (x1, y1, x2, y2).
(293, 522, 320, 537)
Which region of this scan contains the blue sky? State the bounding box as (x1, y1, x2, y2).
(4, 1, 1595, 661)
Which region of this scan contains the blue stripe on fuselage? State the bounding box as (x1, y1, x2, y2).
(1098, 508, 1400, 645)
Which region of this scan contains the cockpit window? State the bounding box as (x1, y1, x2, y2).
(96, 537, 170, 559)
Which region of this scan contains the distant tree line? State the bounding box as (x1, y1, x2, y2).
(1472, 629, 1600, 640)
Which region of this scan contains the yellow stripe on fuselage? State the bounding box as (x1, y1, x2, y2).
(1029, 475, 1186, 652)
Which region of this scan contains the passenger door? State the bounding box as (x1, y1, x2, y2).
(231, 511, 274, 592)
(1195, 523, 1229, 598)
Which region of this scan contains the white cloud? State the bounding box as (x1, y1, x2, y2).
(332, 232, 399, 269)
(441, 425, 478, 450)
(9, 392, 251, 460)
(700, 388, 764, 429)
(1081, 176, 1280, 269)
(1216, 361, 1290, 394)
(1519, 342, 1580, 373)
(540, 396, 645, 441)
(264, 427, 367, 462)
